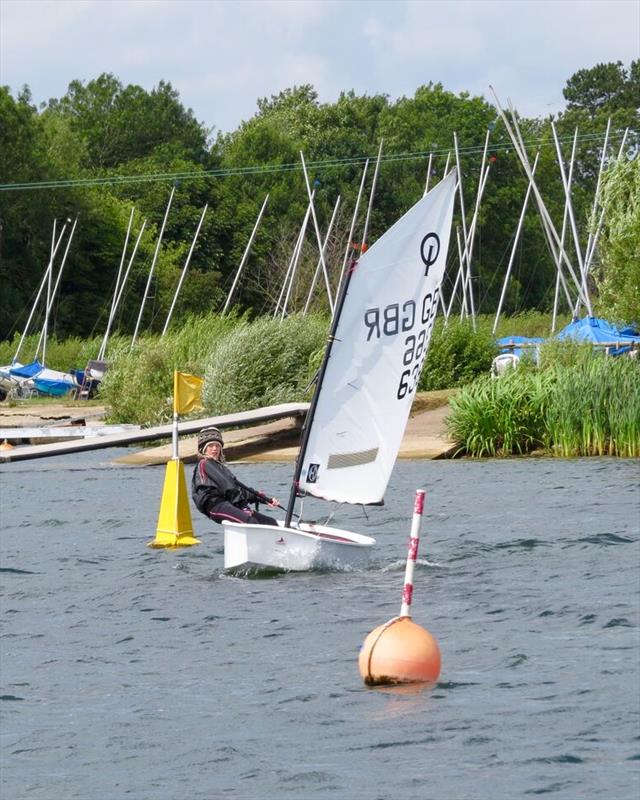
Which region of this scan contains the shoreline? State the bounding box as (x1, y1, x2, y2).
(0, 390, 457, 464)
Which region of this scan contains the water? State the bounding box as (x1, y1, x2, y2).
(1, 453, 639, 799)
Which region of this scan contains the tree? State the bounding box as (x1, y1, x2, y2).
(593, 157, 640, 324)
(45, 73, 210, 169)
(563, 61, 640, 118)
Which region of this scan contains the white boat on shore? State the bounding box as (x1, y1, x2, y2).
(223, 170, 457, 573)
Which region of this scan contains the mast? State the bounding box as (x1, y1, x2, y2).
(98, 219, 147, 361)
(490, 88, 591, 314)
(303, 195, 341, 314)
(274, 193, 313, 317)
(39, 220, 57, 366)
(162, 204, 208, 336)
(583, 128, 629, 274)
(36, 217, 78, 364)
(222, 194, 269, 315)
(360, 139, 384, 250)
(333, 159, 370, 312)
(423, 152, 433, 196)
(552, 130, 578, 331)
(13, 221, 68, 364)
(284, 157, 367, 526)
(284, 234, 360, 528)
(494, 152, 539, 334)
(582, 118, 611, 282)
(299, 152, 334, 315)
(551, 122, 587, 315)
(100, 206, 135, 353)
(131, 185, 175, 348)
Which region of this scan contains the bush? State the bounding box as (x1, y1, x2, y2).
(202, 313, 328, 414)
(100, 313, 240, 424)
(419, 317, 498, 391)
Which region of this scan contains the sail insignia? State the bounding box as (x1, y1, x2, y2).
(327, 447, 379, 470)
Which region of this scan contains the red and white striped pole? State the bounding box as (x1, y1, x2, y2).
(358, 488, 441, 685)
(400, 489, 425, 618)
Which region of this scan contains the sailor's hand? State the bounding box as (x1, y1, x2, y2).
(267, 497, 280, 508)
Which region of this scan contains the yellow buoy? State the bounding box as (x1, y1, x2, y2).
(148, 458, 200, 548)
(148, 372, 204, 549)
(358, 489, 441, 686)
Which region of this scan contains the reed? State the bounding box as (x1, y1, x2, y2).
(446, 370, 550, 457)
(543, 351, 640, 458)
(447, 346, 640, 458)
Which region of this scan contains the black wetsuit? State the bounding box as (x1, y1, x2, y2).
(191, 458, 278, 526)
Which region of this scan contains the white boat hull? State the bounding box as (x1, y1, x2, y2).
(222, 520, 375, 573)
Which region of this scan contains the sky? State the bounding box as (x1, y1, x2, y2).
(1, 0, 638, 135)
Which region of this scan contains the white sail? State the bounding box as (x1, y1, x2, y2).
(297, 171, 457, 505)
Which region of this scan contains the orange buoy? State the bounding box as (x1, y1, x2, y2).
(358, 489, 441, 686)
(0, 440, 14, 451)
(358, 616, 441, 685)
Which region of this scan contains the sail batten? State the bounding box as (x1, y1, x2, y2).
(297, 171, 457, 506)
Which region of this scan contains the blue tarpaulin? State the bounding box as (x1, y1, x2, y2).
(9, 360, 43, 378)
(555, 317, 640, 355)
(33, 377, 76, 397)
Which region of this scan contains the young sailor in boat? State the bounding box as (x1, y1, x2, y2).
(191, 426, 280, 527)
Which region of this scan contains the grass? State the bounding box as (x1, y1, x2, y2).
(447, 343, 640, 458)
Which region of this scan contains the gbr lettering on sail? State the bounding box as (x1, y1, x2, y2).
(363, 288, 440, 400)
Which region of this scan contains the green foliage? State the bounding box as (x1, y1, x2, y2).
(563, 60, 639, 118)
(446, 370, 551, 457)
(542, 347, 640, 457)
(202, 313, 328, 414)
(44, 73, 210, 169)
(447, 344, 640, 457)
(492, 310, 571, 339)
(2, 62, 638, 345)
(419, 318, 498, 391)
(100, 313, 240, 424)
(593, 157, 640, 324)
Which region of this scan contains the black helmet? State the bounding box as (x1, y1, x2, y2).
(197, 427, 224, 454)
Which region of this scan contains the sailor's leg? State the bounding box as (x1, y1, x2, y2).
(249, 510, 279, 527)
(208, 501, 254, 525)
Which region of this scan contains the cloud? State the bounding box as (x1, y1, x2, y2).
(1, 0, 637, 131)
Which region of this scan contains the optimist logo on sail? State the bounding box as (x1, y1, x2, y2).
(420, 233, 440, 276)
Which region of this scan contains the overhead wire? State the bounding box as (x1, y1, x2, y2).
(0, 130, 619, 192)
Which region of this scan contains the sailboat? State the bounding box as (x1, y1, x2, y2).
(223, 171, 458, 572)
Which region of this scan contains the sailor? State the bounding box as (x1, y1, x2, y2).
(191, 426, 280, 526)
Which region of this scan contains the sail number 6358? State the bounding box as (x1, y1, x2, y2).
(397, 289, 439, 399)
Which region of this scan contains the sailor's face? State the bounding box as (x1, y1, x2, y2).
(205, 441, 222, 460)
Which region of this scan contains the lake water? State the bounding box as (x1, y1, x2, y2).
(1, 452, 639, 799)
